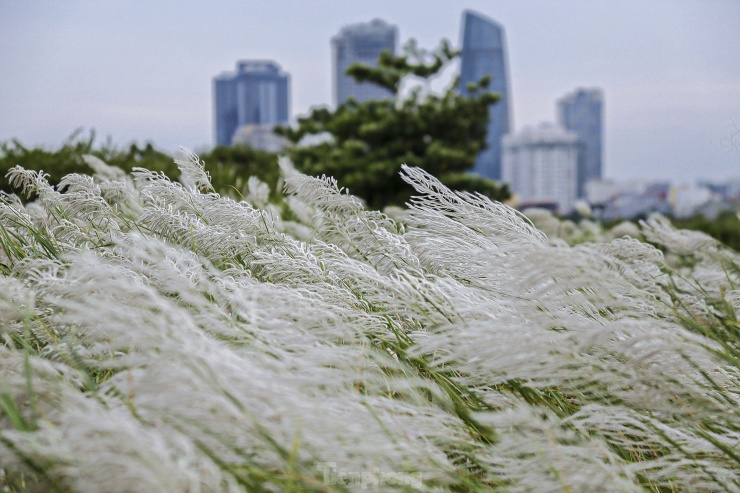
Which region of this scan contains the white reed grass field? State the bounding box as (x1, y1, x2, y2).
(0, 151, 738, 492)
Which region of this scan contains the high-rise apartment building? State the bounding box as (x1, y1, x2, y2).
(332, 19, 398, 106)
(213, 61, 290, 146)
(459, 10, 512, 181)
(502, 124, 582, 214)
(557, 88, 603, 197)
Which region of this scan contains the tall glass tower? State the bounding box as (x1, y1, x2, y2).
(332, 19, 397, 106)
(213, 61, 290, 146)
(459, 10, 512, 181)
(557, 88, 604, 197)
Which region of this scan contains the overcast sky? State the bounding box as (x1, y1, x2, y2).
(1, 0, 738, 183)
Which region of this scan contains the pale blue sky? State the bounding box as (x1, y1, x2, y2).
(1, 0, 738, 183)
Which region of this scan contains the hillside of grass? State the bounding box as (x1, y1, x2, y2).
(0, 151, 738, 492)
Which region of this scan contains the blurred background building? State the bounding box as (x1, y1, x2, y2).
(557, 88, 604, 197)
(332, 19, 398, 106)
(459, 10, 511, 181)
(585, 177, 740, 220)
(502, 123, 581, 214)
(213, 61, 290, 146)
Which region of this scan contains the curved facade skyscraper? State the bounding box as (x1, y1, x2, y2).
(459, 10, 511, 181)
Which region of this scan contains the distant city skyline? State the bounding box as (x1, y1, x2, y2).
(1, 0, 738, 184)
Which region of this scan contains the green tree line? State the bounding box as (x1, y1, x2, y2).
(0, 130, 281, 201)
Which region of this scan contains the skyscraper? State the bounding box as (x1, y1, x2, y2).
(332, 19, 398, 106)
(459, 10, 512, 181)
(502, 124, 582, 214)
(213, 61, 290, 146)
(557, 88, 604, 197)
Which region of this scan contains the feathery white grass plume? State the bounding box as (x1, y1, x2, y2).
(476, 405, 644, 493)
(284, 170, 420, 276)
(0, 156, 738, 492)
(174, 146, 213, 192)
(641, 213, 718, 255)
(82, 154, 128, 182)
(244, 175, 270, 209)
(609, 220, 642, 239)
(401, 164, 547, 247)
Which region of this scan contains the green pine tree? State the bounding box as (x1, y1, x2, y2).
(276, 39, 510, 209)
